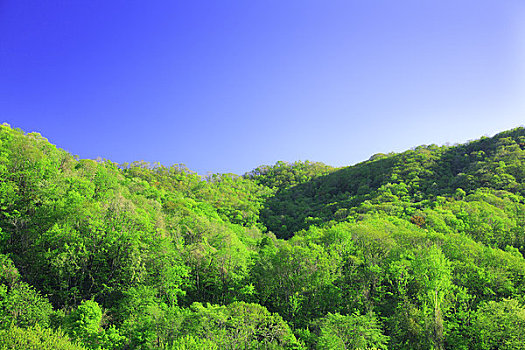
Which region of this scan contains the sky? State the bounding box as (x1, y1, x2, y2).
(1, 1, 525, 175)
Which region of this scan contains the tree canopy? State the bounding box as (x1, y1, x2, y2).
(2, 122, 525, 349)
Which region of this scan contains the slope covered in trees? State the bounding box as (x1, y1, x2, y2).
(2, 122, 525, 349)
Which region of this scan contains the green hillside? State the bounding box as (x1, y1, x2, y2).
(255, 128, 525, 239)
(2, 122, 525, 349)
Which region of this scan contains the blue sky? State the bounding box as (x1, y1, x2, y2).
(1, 1, 524, 175)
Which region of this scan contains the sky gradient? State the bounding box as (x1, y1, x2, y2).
(2, 1, 525, 175)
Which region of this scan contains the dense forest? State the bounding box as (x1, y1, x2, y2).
(2, 122, 525, 349)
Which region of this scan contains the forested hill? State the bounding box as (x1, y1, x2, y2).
(256, 127, 525, 238)
(2, 122, 525, 349)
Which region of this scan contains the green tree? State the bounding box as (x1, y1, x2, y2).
(0, 325, 86, 350)
(473, 299, 525, 350)
(412, 245, 452, 350)
(66, 300, 125, 350)
(315, 312, 388, 350)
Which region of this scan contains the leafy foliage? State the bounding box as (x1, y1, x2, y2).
(3, 123, 525, 349)
(315, 312, 388, 350)
(0, 325, 86, 350)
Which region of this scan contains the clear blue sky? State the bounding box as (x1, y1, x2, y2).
(2, 1, 524, 175)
